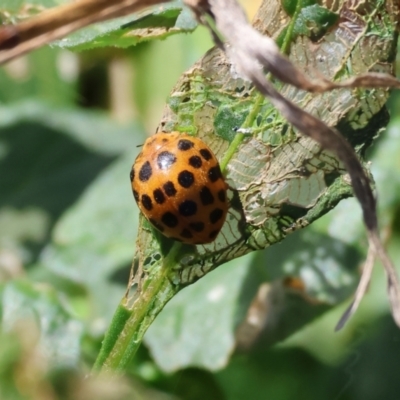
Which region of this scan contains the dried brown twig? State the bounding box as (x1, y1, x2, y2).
(0, 0, 169, 64)
(183, 0, 400, 330)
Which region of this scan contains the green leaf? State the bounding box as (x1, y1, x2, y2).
(277, 2, 339, 47)
(40, 144, 147, 323)
(294, 4, 339, 39)
(0, 101, 136, 263)
(55, 1, 198, 50)
(214, 105, 249, 142)
(144, 253, 258, 372)
(259, 228, 361, 304)
(1, 280, 84, 368)
(216, 347, 328, 400)
(144, 224, 361, 371)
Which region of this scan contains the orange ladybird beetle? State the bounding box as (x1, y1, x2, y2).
(130, 132, 228, 245)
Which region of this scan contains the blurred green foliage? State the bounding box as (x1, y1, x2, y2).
(1, 1, 400, 399)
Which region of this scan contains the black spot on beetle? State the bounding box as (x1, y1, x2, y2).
(178, 139, 194, 151)
(178, 170, 194, 188)
(208, 165, 222, 182)
(179, 200, 197, 217)
(189, 222, 205, 232)
(218, 189, 226, 202)
(139, 161, 152, 182)
(209, 208, 224, 224)
(161, 212, 178, 228)
(153, 188, 165, 204)
(157, 151, 177, 170)
(200, 186, 214, 205)
(200, 148, 212, 161)
(133, 190, 140, 202)
(149, 218, 164, 232)
(189, 155, 202, 168)
(130, 169, 135, 181)
(141, 194, 153, 211)
(209, 230, 219, 239)
(180, 229, 193, 239)
(163, 181, 177, 197)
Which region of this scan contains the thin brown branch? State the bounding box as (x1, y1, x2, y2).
(0, 0, 170, 64)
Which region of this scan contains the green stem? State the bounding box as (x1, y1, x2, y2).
(280, 1, 302, 56)
(219, 0, 300, 172)
(220, 93, 265, 172)
(93, 242, 183, 372)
